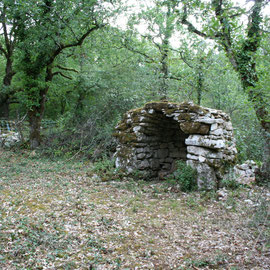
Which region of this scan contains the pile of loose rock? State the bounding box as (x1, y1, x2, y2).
(0, 131, 20, 147)
(114, 101, 237, 189)
(234, 160, 258, 186)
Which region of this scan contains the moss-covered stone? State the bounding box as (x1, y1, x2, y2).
(180, 102, 208, 114)
(115, 132, 137, 144)
(180, 122, 210, 135)
(176, 113, 193, 121)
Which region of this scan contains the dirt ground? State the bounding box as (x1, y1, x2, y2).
(0, 149, 269, 269)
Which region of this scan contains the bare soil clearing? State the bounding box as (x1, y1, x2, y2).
(0, 150, 269, 269)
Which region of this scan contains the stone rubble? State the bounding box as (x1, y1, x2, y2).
(0, 131, 20, 148)
(114, 101, 237, 189)
(234, 160, 258, 186)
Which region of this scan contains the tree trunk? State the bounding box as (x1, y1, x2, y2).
(28, 109, 42, 149)
(197, 70, 203, 105)
(0, 57, 15, 119)
(261, 130, 270, 180)
(28, 86, 49, 149)
(197, 58, 204, 106)
(160, 54, 169, 98)
(0, 97, 9, 118)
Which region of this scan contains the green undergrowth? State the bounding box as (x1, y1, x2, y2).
(165, 160, 198, 192)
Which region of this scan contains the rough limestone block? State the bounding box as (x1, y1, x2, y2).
(234, 160, 258, 186)
(160, 143, 169, 149)
(198, 156, 206, 163)
(187, 160, 217, 189)
(196, 117, 216, 124)
(187, 154, 199, 160)
(210, 123, 218, 131)
(137, 153, 146, 160)
(180, 122, 210, 135)
(157, 148, 169, 159)
(210, 128, 223, 136)
(136, 148, 145, 154)
(150, 159, 160, 170)
(145, 153, 153, 159)
(138, 160, 150, 169)
(187, 146, 222, 159)
(224, 121, 233, 131)
(185, 135, 225, 149)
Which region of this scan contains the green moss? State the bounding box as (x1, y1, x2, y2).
(162, 108, 175, 115)
(116, 132, 137, 144)
(145, 101, 173, 111)
(180, 102, 208, 114)
(117, 146, 132, 158)
(180, 122, 210, 134)
(177, 113, 193, 121)
(130, 107, 144, 114)
(116, 122, 129, 131)
(132, 115, 141, 123)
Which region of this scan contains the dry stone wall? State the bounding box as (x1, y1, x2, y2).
(114, 101, 237, 189)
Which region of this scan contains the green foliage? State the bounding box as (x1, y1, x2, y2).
(90, 158, 125, 182)
(166, 161, 197, 192)
(233, 108, 264, 163)
(221, 178, 240, 190)
(92, 158, 115, 174)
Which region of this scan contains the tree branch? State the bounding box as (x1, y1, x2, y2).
(212, 0, 239, 69)
(120, 37, 156, 63)
(52, 71, 73, 80)
(49, 24, 102, 65)
(244, 0, 264, 52)
(55, 65, 79, 73)
(1, 5, 11, 54)
(169, 75, 182, 81)
(0, 43, 7, 57)
(181, 5, 208, 39)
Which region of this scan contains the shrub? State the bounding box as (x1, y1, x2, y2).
(221, 178, 240, 190)
(166, 160, 197, 192)
(89, 158, 124, 181)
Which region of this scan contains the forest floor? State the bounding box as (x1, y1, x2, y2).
(0, 149, 269, 270)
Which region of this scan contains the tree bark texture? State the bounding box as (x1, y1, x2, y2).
(28, 85, 49, 149)
(0, 55, 15, 119)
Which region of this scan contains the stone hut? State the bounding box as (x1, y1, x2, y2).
(113, 101, 237, 189)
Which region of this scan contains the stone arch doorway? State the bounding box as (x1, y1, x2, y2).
(114, 101, 237, 189)
(133, 111, 189, 178)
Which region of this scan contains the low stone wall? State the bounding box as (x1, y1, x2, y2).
(114, 101, 237, 189)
